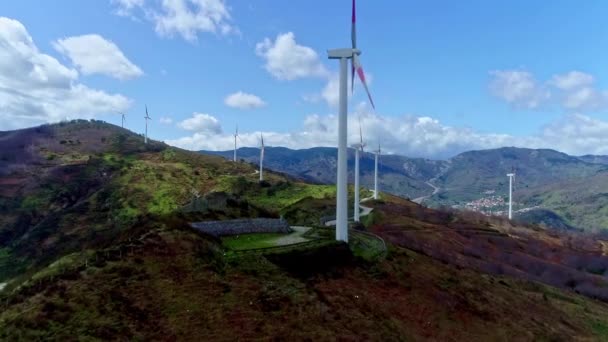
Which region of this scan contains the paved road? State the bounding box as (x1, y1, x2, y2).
(324, 195, 374, 227)
(273, 226, 311, 246)
(412, 181, 440, 204)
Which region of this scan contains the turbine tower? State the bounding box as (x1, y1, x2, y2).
(144, 105, 151, 144)
(259, 133, 265, 182)
(351, 119, 365, 222)
(120, 112, 126, 128)
(233, 125, 239, 162)
(374, 144, 381, 200)
(327, 0, 375, 242)
(507, 171, 516, 220)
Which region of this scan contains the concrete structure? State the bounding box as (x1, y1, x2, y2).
(507, 173, 515, 219)
(191, 218, 291, 237)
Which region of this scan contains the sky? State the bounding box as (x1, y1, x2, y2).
(2, 0, 608, 159)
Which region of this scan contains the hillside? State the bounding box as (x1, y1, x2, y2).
(203, 146, 608, 231)
(3, 122, 608, 340)
(201, 147, 443, 200)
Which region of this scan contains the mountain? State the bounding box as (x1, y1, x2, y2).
(4, 122, 608, 339)
(430, 147, 607, 203)
(579, 155, 608, 165)
(201, 147, 446, 199)
(203, 146, 608, 231)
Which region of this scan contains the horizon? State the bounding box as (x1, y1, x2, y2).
(6, 119, 603, 161)
(2, 1, 608, 158)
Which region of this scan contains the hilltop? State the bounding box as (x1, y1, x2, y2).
(2, 121, 608, 340)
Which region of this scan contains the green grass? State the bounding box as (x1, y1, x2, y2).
(250, 184, 336, 209)
(222, 233, 286, 250)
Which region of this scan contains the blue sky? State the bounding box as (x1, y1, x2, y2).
(2, 0, 608, 158)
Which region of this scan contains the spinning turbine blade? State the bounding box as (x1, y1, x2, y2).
(353, 54, 375, 109)
(351, 0, 357, 94)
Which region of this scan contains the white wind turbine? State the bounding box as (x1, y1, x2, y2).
(259, 133, 265, 182)
(120, 112, 126, 128)
(144, 105, 151, 144)
(351, 118, 366, 222)
(507, 169, 516, 220)
(374, 143, 381, 200)
(233, 125, 239, 162)
(327, 0, 375, 242)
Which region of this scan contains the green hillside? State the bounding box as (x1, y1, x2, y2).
(3, 122, 608, 340)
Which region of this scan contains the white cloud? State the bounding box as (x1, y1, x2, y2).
(490, 69, 608, 112)
(489, 70, 550, 109)
(224, 91, 266, 109)
(111, 0, 238, 42)
(167, 105, 608, 158)
(255, 32, 328, 81)
(111, 0, 145, 17)
(160, 116, 173, 124)
(177, 112, 222, 133)
(0, 17, 131, 130)
(53, 34, 143, 80)
(550, 71, 594, 90)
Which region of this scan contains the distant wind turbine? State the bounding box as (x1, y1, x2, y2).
(259, 133, 265, 182)
(144, 105, 151, 144)
(351, 118, 366, 222)
(507, 169, 516, 220)
(233, 125, 239, 162)
(121, 112, 126, 128)
(327, 0, 375, 242)
(374, 143, 381, 200)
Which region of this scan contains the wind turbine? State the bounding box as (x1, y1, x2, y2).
(374, 143, 381, 200)
(233, 125, 239, 162)
(507, 169, 516, 220)
(120, 112, 126, 128)
(351, 118, 365, 222)
(259, 133, 265, 182)
(327, 0, 375, 242)
(144, 105, 151, 144)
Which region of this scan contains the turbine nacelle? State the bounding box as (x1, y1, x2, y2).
(327, 48, 361, 59)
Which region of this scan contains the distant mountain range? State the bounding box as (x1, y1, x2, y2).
(201, 146, 608, 231)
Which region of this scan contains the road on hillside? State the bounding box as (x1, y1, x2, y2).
(412, 181, 440, 204)
(324, 195, 374, 227)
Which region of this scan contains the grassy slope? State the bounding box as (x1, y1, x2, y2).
(518, 173, 608, 230)
(3, 122, 608, 339)
(2, 226, 608, 340)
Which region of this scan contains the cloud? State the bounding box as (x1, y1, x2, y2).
(111, 0, 238, 42)
(224, 91, 266, 109)
(159, 116, 173, 124)
(166, 105, 608, 158)
(53, 34, 143, 80)
(255, 32, 328, 81)
(490, 69, 608, 112)
(550, 71, 594, 90)
(111, 0, 145, 17)
(489, 70, 550, 109)
(0, 17, 131, 130)
(177, 112, 222, 133)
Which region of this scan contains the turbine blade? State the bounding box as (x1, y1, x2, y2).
(353, 55, 375, 109)
(351, 0, 356, 49)
(350, 0, 356, 94)
(358, 116, 363, 147)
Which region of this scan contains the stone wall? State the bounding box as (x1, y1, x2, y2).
(190, 218, 292, 237)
